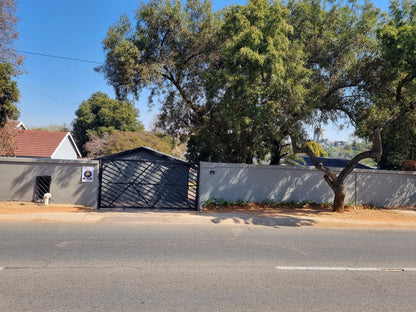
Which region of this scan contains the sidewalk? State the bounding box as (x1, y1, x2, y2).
(1, 203, 416, 228)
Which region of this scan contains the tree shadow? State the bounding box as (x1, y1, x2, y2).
(92, 208, 315, 227)
(206, 213, 315, 227)
(198, 163, 340, 207)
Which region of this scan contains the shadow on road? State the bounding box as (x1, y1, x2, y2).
(95, 208, 316, 227)
(209, 214, 315, 227)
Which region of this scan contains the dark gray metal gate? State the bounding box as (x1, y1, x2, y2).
(98, 159, 198, 210)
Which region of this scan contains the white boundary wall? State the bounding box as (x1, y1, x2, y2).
(0, 157, 99, 207)
(198, 162, 416, 208)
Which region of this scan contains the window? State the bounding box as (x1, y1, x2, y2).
(33, 176, 52, 202)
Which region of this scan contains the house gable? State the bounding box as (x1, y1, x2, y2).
(51, 133, 82, 159)
(1, 130, 81, 159)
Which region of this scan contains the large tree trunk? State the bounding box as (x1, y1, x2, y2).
(293, 127, 383, 213)
(270, 138, 289, 165)
(245, 154, 253, 164)
(269, 152, 281, 165)
(333, 184, 346, 213)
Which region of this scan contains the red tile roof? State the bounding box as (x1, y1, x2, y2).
(9, 121, 20, 127)
(12, 130, 69, 158)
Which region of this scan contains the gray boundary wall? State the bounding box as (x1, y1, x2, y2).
(0, 157, 99, 207)
(198, 162, 416, 208)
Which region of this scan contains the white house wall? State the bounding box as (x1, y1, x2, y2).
(52, 136, 79, 159)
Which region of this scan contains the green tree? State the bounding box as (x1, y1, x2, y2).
(0, 62, 19, 127)
(0, 63, 20, 157)
(297, 0, 416, 212)
(97, 0, 220, 139)
(0, 0, 22, 156)
(188, 0, 309, 163)
(378, 114, 416, 169)
(96, 0, 414, 213)
(289, 0, 383, 212)
(371, 0, 416, 170)
(72, 92, 144, 155)
(98, 0, 310, 164)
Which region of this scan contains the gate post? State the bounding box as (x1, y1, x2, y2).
(195, 162, 201, 211)
(97, 158, 103, 209)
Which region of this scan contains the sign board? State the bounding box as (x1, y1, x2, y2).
(81, 166, 94, 182)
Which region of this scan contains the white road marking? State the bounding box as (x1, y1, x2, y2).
(275, 266, 416, 272)
(55, 241, 72, 248)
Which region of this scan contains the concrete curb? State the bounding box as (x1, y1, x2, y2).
(0, 211, 214, 224)
(1, 210, 416, 228)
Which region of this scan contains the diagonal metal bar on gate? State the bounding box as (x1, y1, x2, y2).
(151, 162, 195, 208)
(108, 160, 155, 206)
(101, 160, 142, 207)
(147, 162, 173, 207)
(100, 163, 130, 206)
(99, 159, 198, 209)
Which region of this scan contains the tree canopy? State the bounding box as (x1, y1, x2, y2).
(84, 131, 174, 158)
(378, 114, 416, 169)
(0, 62, 20, 127)
(294, 0, 416, 211)
(373, 0, 416, 169)
(72, 92, 144, 155)
(0, 0, 21, 130)
(97, 0, 220, 139)
(187, 0, 309, 163)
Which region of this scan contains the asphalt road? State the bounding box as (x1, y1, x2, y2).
(1, 222, 416, 311)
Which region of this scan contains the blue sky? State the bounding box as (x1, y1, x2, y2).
(14, 0, 390, 141)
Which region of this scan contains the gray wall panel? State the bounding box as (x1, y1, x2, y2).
(199, 162, 415, 208)
(0, 157, 99, 207)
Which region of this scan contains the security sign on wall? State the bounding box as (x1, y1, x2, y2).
(82, 166, 94, 182)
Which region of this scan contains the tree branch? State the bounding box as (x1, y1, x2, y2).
(303, 144, 338, 184)
(183, 50, 205, 65)
(338, 126, 382, 181)
(324, 174, 336, 192)
(290, 133, 339, 189)
(396, 73, 416, 103)
(162, 67, 198, 113)
(160, 30, 170, 50)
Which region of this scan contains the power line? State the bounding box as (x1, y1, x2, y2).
(19, 82, 73, 106)
(14, 49, 103, 65)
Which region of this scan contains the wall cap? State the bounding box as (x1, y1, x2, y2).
(0, 157, 99, 166)
(199, 161, 416, 177)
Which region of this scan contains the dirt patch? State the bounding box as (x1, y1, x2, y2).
(0, 201, 93, 214)
(2, 201, 416, 228)
(203, 202, 416, 226)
